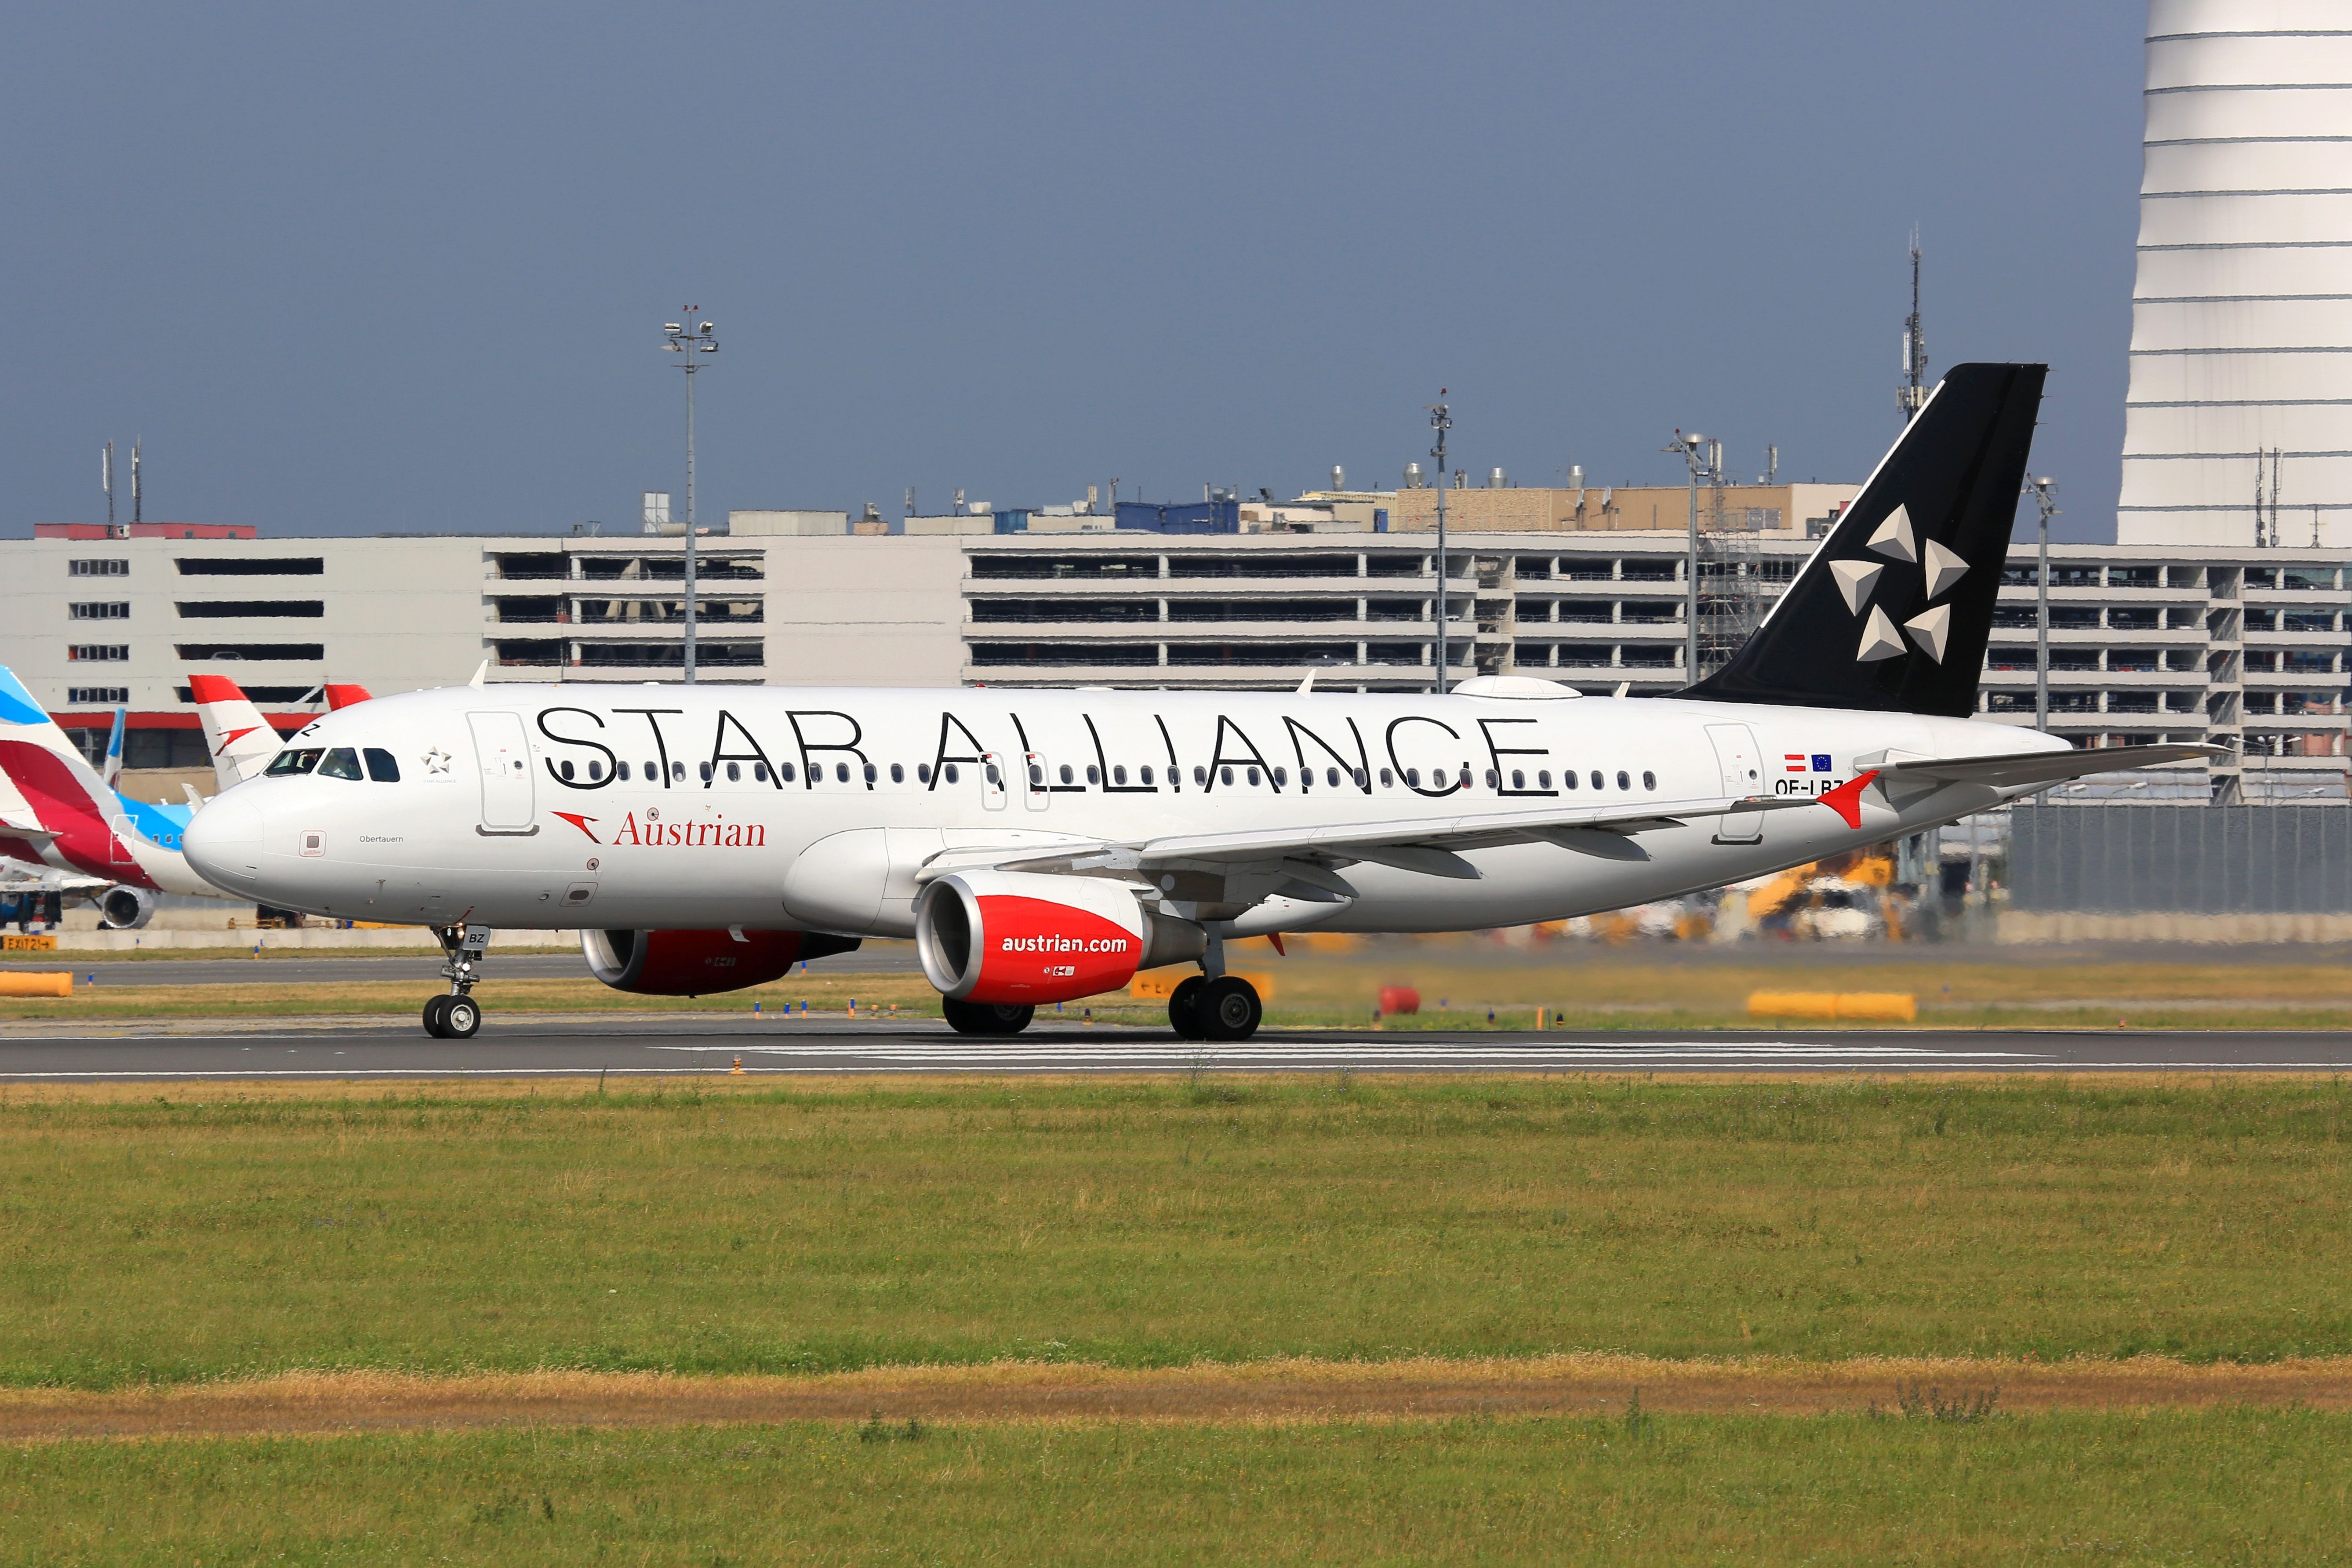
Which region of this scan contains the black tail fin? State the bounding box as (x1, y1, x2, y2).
(1678, 361, 2046, 718)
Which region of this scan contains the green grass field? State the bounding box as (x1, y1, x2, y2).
(7, 1410, 2348, 1565)
(3, 1076, 2350, 1387)
(7, 1076, 2350, 1560)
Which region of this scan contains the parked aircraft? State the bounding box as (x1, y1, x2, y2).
(183, 364, 2209, 1040)
(0, 667, 214, 927)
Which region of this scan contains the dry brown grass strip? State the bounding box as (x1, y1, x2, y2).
(4, 1356, 2348, 1441)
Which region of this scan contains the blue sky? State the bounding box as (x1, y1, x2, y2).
(2, 3, 2145, 542)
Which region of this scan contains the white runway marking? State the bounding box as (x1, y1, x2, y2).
(657, 1038, 2055, 1067)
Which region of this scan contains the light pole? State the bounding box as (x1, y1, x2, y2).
(2025, 476, 2058, 731)
(1430, 394, 1452, 694)
(663, 315, 718, 682)
(1666, 431, 1712, 680)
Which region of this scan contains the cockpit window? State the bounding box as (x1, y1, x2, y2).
(265, 748, 323, 776)
(363, 747, 400, 782)
(317, 747, 364, 781)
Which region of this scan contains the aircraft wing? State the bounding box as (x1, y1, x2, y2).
(0, 856, 109, 893)
(967, 792, 1819, 883)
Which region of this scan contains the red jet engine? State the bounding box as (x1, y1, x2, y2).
(582, 928, 860, 996)
(914, 870, 1203, 1006)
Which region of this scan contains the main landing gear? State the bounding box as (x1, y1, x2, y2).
(942, 997, 1035, 1036)
(422, 924, 492, 1039)
(1169, 975, 1261, 1042)
(1168, 928, 1263, 1044)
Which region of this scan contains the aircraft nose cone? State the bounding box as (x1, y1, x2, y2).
(182, 791, 262, 891)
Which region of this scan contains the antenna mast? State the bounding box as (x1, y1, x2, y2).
(1898, 227, 1928, 422)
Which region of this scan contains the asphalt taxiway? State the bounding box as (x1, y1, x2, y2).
(3, 1018, 2349, 1080)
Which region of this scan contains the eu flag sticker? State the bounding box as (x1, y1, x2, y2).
(1811, 754, 1832, 772)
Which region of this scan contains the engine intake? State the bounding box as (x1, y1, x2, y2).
(97, 885, 156, 930)
(915, 870, 1203, 1006)
(582, 928, 861, 996)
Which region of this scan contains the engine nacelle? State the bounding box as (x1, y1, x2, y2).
(581, 928, 861, 996)
(915, 870, 1204, 1006)
(96, 885, 156, 930)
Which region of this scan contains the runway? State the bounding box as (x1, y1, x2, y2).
(3, 1017, 2350, 1080)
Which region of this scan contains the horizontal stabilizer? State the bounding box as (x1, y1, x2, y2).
(1882, 743, 2221, 791)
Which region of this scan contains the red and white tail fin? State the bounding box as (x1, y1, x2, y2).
(324, 683, 372, 710)
(187, 673, 282, 789)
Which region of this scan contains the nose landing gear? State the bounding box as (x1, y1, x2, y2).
(422, 924, 491, 1039)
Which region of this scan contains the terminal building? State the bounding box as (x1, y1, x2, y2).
(2, 507, 2343, 806)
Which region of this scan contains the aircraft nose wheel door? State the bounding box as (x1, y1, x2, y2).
(466, 711, 538, 834)
(1704, 723, 1765, 844)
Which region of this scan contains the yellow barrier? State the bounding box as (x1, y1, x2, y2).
(2, 933, 58, 952)
(0, 972, 73, 998)
(1130, 968, 1275, 1002)
(1747, 990, 1916, 1022)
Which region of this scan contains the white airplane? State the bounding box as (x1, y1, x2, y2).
(183, 364, 2210, 1041)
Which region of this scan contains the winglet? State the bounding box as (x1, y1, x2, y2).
(1818, 769, 1882, 829)
(1267, 932, 1287, 957)
(1296, 669, 1316, 695)
(182, 784, 206, 811)
(468, 660, 488, 689)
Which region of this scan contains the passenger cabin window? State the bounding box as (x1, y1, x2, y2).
(1406, 768, 1421, 788)
(726, 762, 741, 782)
(836, 762, 851, 782)
(586, 760, 603, 782)
(863, 763, 877, 783)
(891, 763, 904, 783)
(1247, 768, 1261, 786)
(560, 760, 575, 781)
(1194, 766, 1207, 786)
(780, 762, 796, 781)
(1589, 770, 1603, 790)
(1616, 770, 1631, 790)
(317, 747, 364, 781)
(265, 748, 323, 776)
(1563, 770, 1578, 789)
(364, 748, 400, 782)
(1085, 765, 1099, 784)
(1221, 767, 1235, 786)
(1379, 768, 1393, 787)
(753, 762, 767, 782)
(699, 762, 713, 783)
(1058, 764, 1074, 785)
(618, 761, 632, 781)
(919, 764, 932, 783)
(1141, 765, 1155, 785)
(1642, 770, 1656, 790)
(671, 762, 685, 783)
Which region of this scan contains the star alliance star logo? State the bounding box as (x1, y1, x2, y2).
(422, 746, 452, 774)
(1829, 504, 1967, 664)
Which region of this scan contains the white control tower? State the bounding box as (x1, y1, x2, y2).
(2120, 1, 2352, 547)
